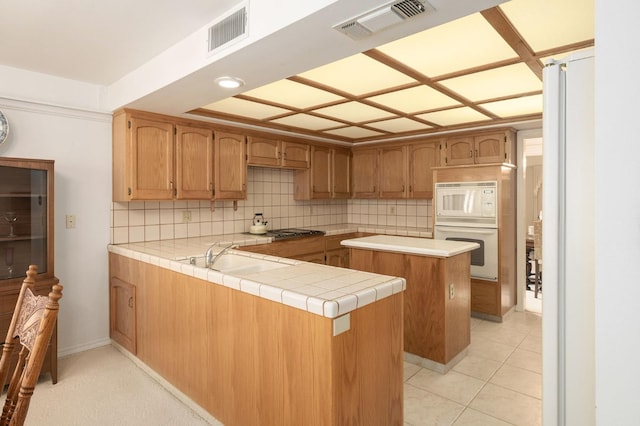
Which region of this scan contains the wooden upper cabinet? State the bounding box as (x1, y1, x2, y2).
(475, 133, 506, 164)
(294, 145, 350, 200)
(351, 148, 378, 199)
(282, 142, 310, 169)
(310, 146, 332, 199)
(247, 137, 309, 169)
(444, 130, 513, 166)
(332, 148, 351, 199)
(175, 125, 214, 200)
(444, 136, 475, 166)
(379, 146, 407, 199)
(214, 131, 247, 200)
(126, 116, 175, 201)
(408, 142, 439, 199)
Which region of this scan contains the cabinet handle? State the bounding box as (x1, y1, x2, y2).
(469, 150, 473, 158)
(128, 297, 133, 308)
(475, 149, 478, 158)
(169, 180, 174, 189)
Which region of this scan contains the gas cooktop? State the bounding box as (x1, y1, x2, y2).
(245, 228, 325, 240)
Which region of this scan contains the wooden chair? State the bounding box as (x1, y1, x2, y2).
(0, 265, 63, 426)
(533, 220, 542, 298)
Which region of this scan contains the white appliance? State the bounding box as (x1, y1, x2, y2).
(542, 49, 595, 425)
(434, 181, 498, 280)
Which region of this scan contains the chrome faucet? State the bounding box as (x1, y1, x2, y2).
(205, 241, 237, 268)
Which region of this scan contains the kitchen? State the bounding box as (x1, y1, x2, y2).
(1, 0, 637, 425)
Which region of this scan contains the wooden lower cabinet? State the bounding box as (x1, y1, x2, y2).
(109, 253, 403, 425)
(109, 277, 137, 354)
(349, 248, 470, 366)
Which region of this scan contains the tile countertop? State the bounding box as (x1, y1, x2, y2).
(108, 226, 411, 319)
(341, 235, 480, 257)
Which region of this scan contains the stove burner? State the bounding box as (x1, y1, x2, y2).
(266, 228, 325, 240)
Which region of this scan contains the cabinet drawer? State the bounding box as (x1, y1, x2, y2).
(325, 233, 356, 251)
(241, 236, 325, 259)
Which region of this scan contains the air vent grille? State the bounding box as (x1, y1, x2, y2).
(333, 0, 434, 40)
(208, 6, 247, 52)
(392, 0, 427, 18)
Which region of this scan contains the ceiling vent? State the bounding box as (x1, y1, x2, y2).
(334, 0, 434, 40)
(208, 2, 249, 54)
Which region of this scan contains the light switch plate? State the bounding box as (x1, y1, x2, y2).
(65, 214, 76, 229)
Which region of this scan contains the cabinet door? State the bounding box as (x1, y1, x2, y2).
(326, 248, 349, 268)
(474, 133, 505, 164)
(110, 277, 137, 354)
(311, 146, 332, 199)
(282, 142, 310, 169)
(379, 146, 407, 199)
(129, 117, 174, 200)
(214, 131, 247, 199)
(444, 136, 474, 166)
(332, 148, 351, 199)
(351, 148, 378, 199)
(176, 125, 214, 200)
(247, 136, 280, 167)
(408, 143, 438, 199)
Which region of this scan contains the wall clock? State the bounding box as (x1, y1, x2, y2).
(0, 110, 8, 146)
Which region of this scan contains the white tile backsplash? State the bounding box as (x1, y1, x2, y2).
(110, 167, 432, 244)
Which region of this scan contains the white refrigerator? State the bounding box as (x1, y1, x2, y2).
(542, 49, 595, 425)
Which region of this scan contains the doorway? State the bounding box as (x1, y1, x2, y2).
(516, 129, 543, 314)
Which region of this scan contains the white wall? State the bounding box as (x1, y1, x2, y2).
(0, 97, 112, 356)
(594, 0, 640, 422)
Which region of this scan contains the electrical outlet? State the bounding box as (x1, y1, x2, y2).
(387, 205, 396, 215)
(449, 283, 454, 299)
(65, 214, 76, 229)
(182, 210, 192, 223)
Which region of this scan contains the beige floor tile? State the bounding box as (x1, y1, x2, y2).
(407, 368, 485, 405)
(453, 408, 512, 425)
(404, 361, 421, 382)
(467, 337, 516, 363)
(404, 383, 464, 426)
(469, 383, 541, 426)
(518, 333, 542, 354)
(490, 364, 541, 399)
(470, 317, 483, 330)
(472, 325, 528, 347)
(505, 347, 542, 374)
(452, 354, 503, 381)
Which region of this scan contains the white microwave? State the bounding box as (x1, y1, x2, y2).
(435, 181, 498, 227)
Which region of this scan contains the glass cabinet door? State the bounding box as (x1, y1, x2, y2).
(0, 165, 48, 280)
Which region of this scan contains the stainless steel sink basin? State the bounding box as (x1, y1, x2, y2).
(178, 253, 288, 275)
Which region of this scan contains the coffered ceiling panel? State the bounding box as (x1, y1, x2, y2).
(202, 97, 290, 120)
(366, 86, 460, 113)
(480, 94, 543, 118)
(241, 80, 344, 109)
(501, 0, 594, 52)
(193, 1, 594, 144)
(438, 63, 542, 102)
(376, 13, 517, 78)
(417, 107, 491, 126)
(296, 54, 415, 96)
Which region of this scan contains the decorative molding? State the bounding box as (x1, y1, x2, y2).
(0, 96, 111, 123)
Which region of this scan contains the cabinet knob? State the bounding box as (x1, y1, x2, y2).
(128, 297, 133, 308)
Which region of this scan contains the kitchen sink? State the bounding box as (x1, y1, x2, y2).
(178, 253, 289, 275)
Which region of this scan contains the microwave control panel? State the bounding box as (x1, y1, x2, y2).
(481, 188, 497, 217)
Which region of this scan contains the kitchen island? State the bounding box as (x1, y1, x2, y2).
(108, 236, 405, 425)
(342, 235, 479, 373)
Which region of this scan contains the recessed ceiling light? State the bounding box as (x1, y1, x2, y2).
(215, 76, 244, 89)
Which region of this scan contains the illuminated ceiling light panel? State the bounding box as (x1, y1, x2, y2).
(479, 94, 543, 118)
(269, 113, 345, 130)
(376, 13, 517, 77)
(298, 53, 415, 96)
(202, 97, 290, 120)
(312, 101, 394, 122)
(322, 126, 384, 138)
(416, 107, 490, 126)
(242, 80, 344, 109)
(367, 85, 460, 113)
(439, 63, 542, 102)
(501, 0, 594, 52)
(366, 117, 432, 132)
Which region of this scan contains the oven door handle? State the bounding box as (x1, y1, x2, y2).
(435, 227, 497, 235)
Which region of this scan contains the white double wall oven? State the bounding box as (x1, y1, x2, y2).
(433, 181, 499, 281)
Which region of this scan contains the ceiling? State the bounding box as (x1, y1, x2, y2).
(194, 0, 593, 144)
(0, 0, 593, 145)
